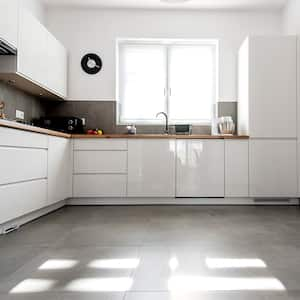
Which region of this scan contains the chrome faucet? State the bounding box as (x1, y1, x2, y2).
(156, 112, 169, 134)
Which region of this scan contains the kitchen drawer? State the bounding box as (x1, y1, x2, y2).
(73, 174, 127, 197)
(0, 147, 47, 185)
(74, 151, 127, 174)
(0, 179, 47, 224)
(73, 139, 127, 151)
(0, 127, 48, 149)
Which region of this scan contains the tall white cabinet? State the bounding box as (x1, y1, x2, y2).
(238, 36, 298, 198)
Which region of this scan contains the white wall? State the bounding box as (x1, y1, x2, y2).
(46, 8, 282, 101)
(22, 0, 46, 25)
(283, 0, 300, 34)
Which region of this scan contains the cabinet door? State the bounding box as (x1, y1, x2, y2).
(48, 137, 72, 205)
(0, 147, 47, 185)
(249, 139, 297, 197)
(0, 179, 47, 224)
(18, 8, 47, 86)
(128, 139, 176, 197)
(47, 33, 67, 97)
(225, 140, 249, 197)
(249, 36, 297, 138)
(176, 140, 225, 197)
(0, 0, 19, 48)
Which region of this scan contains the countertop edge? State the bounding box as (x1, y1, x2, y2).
(71, 134, 250, 139)
(0, 119, 71, 138)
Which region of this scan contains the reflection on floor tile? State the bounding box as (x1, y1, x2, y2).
(0, 206, 299, 299)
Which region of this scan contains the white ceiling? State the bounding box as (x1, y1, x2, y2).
(42, 0, 288, 10)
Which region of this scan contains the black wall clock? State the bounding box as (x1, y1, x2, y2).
(81, 53, 102, 75)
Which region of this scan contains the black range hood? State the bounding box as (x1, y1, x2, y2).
(0, 40, 17, 55)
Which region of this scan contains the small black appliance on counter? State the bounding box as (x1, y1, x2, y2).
(33, 117, 85, 133)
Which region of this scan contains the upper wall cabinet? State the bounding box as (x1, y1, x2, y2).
(0, 0, 19, 48)
(238, 36, 297, 138)
(0, 4, 67, 100)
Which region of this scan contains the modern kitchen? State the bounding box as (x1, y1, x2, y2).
(0, 0, 300, 299)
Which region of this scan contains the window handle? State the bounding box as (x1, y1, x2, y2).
(169, 88, 172, 96)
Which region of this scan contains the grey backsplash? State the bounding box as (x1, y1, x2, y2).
(0, 81, 45, 122)
(0, 80, 237, 133)
(44, 100, 237, 134)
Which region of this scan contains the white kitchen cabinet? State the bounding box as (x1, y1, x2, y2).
(72, 138, 128, 198)
(225, 140, 249, 197)
(176, 140, 225, 197)
(74, 151, 127, 174)
(0, 126, 48, 149)
(18, 8, 48, 87)
(0, 6, 68, 99)
(238, 36, 297, 138)
(249, 139, 297, 198)
(0, 0, 19, 48)
(73, 174, 127, 198)
(46, 33, 68, 97)
(127, 139, 176, 197)
(48, 136, 72, 205)
(73, 139, 127, 151)
(0, 179, 47, 225)
(0, 147, 47, 185)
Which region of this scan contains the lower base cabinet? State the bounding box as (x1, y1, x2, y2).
(249, 139, 297, 198)
(176, 140, 225, 197)
(48, 136, 72, 205)
(127, 139, 176, 197)
(73, 174, 127, 197)
(225, 140, 249, 197)
(0, 179, 47, 224)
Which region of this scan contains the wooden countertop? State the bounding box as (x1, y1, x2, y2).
(72, 134, 249, 139)
(0, 119, 71, 138)
(0, 120, 249, 139)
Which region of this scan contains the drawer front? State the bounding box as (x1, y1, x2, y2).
(74, 151, 127, 174)
(73, 139, 127, 151)
(0, 127, 48, 149)
(0, 148, 47, 185)
(73, 174, 127, 197)
(0, 179, 47, 224)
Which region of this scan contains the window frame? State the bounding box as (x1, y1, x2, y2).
(116, 38, 219, 126)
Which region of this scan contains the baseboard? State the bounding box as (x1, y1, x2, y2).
(0, 200, 66, 235)
(67, 197, 300, 206)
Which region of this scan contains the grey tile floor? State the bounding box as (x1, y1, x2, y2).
(0, 205, 300, 299)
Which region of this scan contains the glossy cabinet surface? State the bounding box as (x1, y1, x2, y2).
(48, 136, 72, 205)
(0, 0, 19, 48)
(73, 139, 128, 151)
(249, 139, 297, 197)
(0, 179, 47, 224)
(0, 147, 47, 185)
(225, 140, 249, 197)
(127, 139, 176, 197)
(74, 150, 127, 174)
(238, 36, 297, 138)
(0, 127, 48, 148)
(73, 174, 127, 198)
(17, 8, 67, 98)
(176, 140, 225, 197)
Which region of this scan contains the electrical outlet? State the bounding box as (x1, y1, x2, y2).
(16, 110, 24, 120)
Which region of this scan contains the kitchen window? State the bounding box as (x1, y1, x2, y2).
(117, 39, 218, 125)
